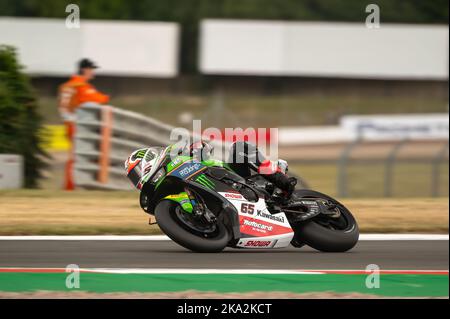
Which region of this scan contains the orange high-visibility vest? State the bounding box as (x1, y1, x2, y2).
(58, 75, 109, 117)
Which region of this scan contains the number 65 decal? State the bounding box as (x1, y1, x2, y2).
(241, 203, 255, 214)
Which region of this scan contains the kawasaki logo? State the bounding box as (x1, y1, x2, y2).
(256, 211, 285, 223)
(179, 163, 202, 177)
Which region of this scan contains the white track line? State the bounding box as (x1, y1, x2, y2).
(0, 267, 447, 275)
(0, 235, 169, 241)
(80, 268, 448, 275)
(0, 234, 447, 241)
(82, 268, 325, 275)
(359, 234, 448, 241)
(0, 267, 320, 274)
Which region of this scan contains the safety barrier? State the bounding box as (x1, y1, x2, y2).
(74, 103, 180, 190)
(73, 103, 230, 190)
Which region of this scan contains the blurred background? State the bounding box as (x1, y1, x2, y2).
(0, 0, 448, 235)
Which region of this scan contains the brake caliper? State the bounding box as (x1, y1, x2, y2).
(184, 188, 216, 223)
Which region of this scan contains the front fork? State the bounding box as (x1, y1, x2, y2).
(184, 187, 217, 223)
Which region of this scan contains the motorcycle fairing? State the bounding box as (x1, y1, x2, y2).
(218, 192, 294, 248)
(166, 161, 207, 180)
(164, 192, 193, 213)
(166, 156, 192, 172)
(151, 156, 291, 245)
(236, 233, 294, 249)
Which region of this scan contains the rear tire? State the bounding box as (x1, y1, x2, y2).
(155, 200, 229, 253)
(292, 190, 359, 252)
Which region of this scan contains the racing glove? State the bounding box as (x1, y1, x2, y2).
(258, 159, 297, 196)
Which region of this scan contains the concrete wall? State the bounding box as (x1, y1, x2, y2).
(0, 155, 23, 189)
(200, 19, 449, 79)
(0, 17, 179, 77)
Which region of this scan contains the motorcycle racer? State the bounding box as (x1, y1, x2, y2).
(227, 141, 297, 197)
(124, 141, 297, 197)
(124, 141, 359, 253)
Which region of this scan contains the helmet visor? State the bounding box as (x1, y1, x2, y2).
(127, 160, 142, 188)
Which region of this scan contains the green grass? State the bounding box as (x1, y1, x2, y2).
(38, 94, 448, 128)
(0, 273, 447, 297)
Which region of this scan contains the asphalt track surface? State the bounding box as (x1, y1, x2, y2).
(0, 240, 448, 270)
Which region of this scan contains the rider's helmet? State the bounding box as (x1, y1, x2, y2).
(124, 147, 162, 189)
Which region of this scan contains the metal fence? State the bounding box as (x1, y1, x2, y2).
(74, 103, 229, 190)
(286, 139, 449, 198)
(74, 103, 176, 190)
(336, 139, 449, 198)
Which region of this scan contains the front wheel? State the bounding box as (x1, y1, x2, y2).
(292, 190, 359, 252)
(155, 200, 230, 253)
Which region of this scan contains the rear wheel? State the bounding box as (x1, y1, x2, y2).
(155, 200, 229, 253)
(292, 190, 359, 252)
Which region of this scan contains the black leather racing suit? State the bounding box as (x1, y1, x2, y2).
(226, 141, 297, 196)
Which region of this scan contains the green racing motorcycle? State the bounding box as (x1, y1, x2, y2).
(126, 145, 359, 253)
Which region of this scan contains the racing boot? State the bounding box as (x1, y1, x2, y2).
(258, 160, 297, 198)
(265, 172, 297, 198)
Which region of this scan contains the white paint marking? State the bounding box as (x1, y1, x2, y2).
(359, 234, 449, 241)
(82, 268, 325, 274)
(0, 235, 170, 241)
(0, 267, 447, 275)
(0, 234, 447, 241)
(0, 267, 323, 274)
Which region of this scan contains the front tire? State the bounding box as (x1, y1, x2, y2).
(292, 190, 359, 252)
(155, 200, 229, 253)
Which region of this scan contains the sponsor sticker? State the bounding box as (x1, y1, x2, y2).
(170, 162, 204, 179)
(239, 216, 293, 237)
(244, 240, 273, 247)
(179, 163, 202, 177)
(243, 219, 273, 232)
(224, 193, 244, 200)
(255, 210, 285, 223)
